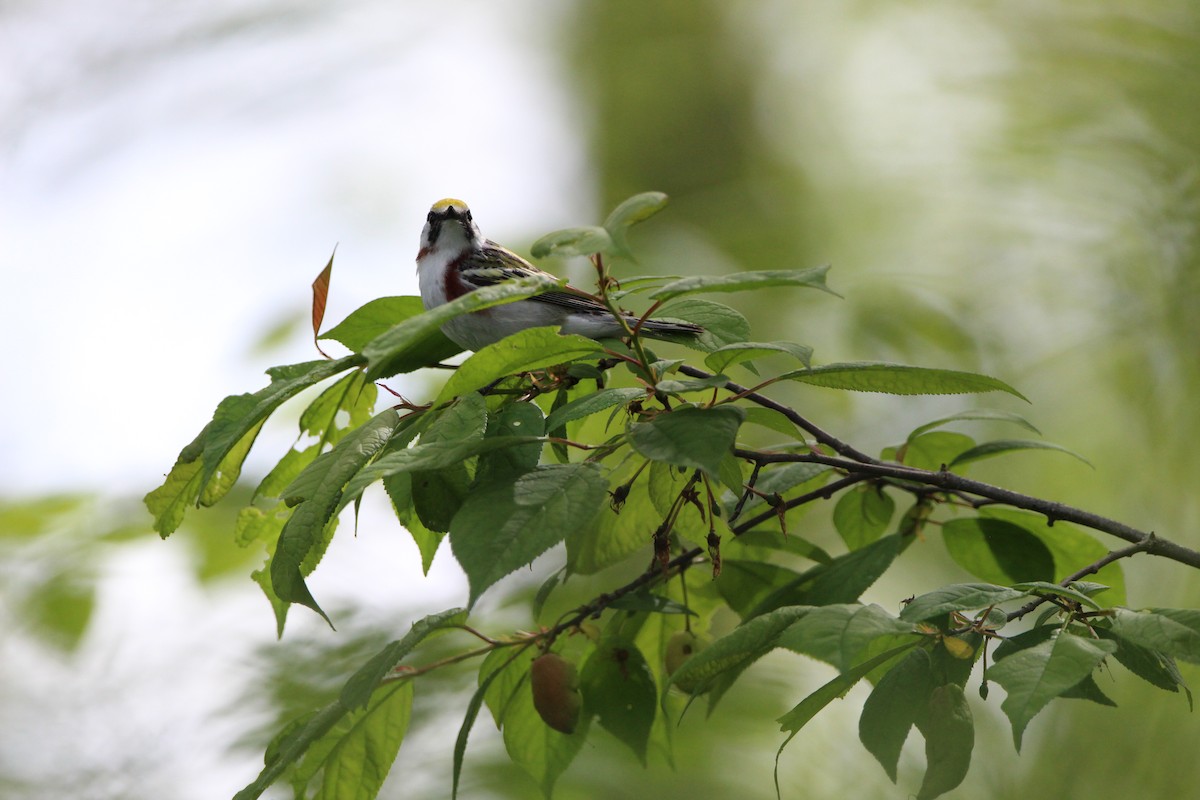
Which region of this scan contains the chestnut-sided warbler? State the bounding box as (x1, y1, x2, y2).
(416, 198, 702, 351)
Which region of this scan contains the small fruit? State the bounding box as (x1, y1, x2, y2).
(530, 653, 582, 734)
(665, 630, 710, 693)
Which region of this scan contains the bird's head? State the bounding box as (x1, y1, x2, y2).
(420, 198, 481, 255)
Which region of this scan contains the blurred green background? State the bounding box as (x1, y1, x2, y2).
(2, 1, 1198, 798)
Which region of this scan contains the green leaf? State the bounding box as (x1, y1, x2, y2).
(202, 358, 363, 496)
(234, 702, 349, 800)
(832, 485, 895, 550)
(1108, 608, 1200, 663)
(435, 327, 605, 403)
(657, 298, 750, 350)
(942, 518, 1056, 585)
(907, 409, 1041, 441)
(144, 455, 205, 537)
(567, 458, 659, 574)
(1098, 628, 1192, 704)
(900, 584, 1028, 623)
(306, 682, 413, 800)
(746, 535, 904, 618)
(340, 608, 468, 709)
(383, 473, 444, 573)
(453, 649, 520, 799)
(782, 362, 1027, 400)
(475, 401, 547, 486)
(916, 684, 974, 800)
(321, 296, 458, 362)
(989, 630, 1117, 749)
(480, 648, 589, 796)
(649, 265, 836, 301)
(949, 439, 1092, 469)
(270, 409, 401, 620)
(703, 341, 813, 374)
(859, 648, 933, 782)
(628, 405, 744, 477)
(602, 191, 670, 259)
(363, 274, 558, 379)
(715, 561, 805, 619)
(890, 431, 976, 471)
(580, 638, 657, 763)
(529, 226, 614, 258)
(730, 529, 833, 564)
(411, 466, 470, 533)
(451, 464, 609, 606)
(543, 387, 645, 433)
(666, 606, 811, 696)
(779, 603, 919, 672)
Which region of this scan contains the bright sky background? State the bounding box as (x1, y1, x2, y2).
(1, 0, 589, 497)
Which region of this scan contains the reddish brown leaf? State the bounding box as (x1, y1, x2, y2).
(312, 248, 335, 358)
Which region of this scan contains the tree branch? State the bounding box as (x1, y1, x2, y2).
(732, 448, 1200, 571)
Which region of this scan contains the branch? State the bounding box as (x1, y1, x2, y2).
(677, 364, 880, 463)
(733, 448, 1200, 571)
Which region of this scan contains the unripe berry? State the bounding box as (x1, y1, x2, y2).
(665, 630, 710, 693)
(530, 653, 582, 734)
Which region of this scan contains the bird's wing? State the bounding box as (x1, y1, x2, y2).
(459, 243, 613, 315)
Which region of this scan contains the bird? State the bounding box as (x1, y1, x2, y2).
(416, 198, 702, 351)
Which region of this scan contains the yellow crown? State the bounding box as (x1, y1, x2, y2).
(430, 197, 469, 213)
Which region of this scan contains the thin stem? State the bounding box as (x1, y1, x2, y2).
(1006, 537, 1158, 621)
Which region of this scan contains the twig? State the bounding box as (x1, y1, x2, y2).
(1006, 537, 1159, 621)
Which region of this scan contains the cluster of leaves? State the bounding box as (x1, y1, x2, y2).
(146, 193, 1198, 800)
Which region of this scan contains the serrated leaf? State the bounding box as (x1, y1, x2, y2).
(649, 265, 836, 301)
(859, 648, 933, 782)
(543, 387, 645, 432)
(308, 682, 413, 800)
(715, 561, 805, 619)
(778, 603, 919, 673)
(321, 296, 460, 365)
(628, 405, 744, 477)
(657, 298, 750, 350)
(942, 518, 1056, 585)
(730, 529, 833, 564)
(989, 630, 1116, 749)
(703, 341, 813, 374)
(782, 362, 1027, 400)
(363, 275, 557, 378)
(270, 409, 401, 619)
(900, 584, 1028, 623)
(451, 464, 609, 606)
(435, 327, 604, 403)
(1098, 628, 1192, 705)
(234, 702, 349, 800)
(916, 684, 974, 800)
(666, 606, 811, 696)
(474, 401, 546, 486)
(602, 191, 669, 242)
(746, 535, 904, 619)
(907, 409, 1041, 441)
(529, 226, 614, 258)
(580, 638, 657, 763)
(202, 358, 363, 496)
(1108, 607, 1200, 663)
(567, 458, 659, 574)
(949, 439, 1092, 468)
(340, 608, 468, 708)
